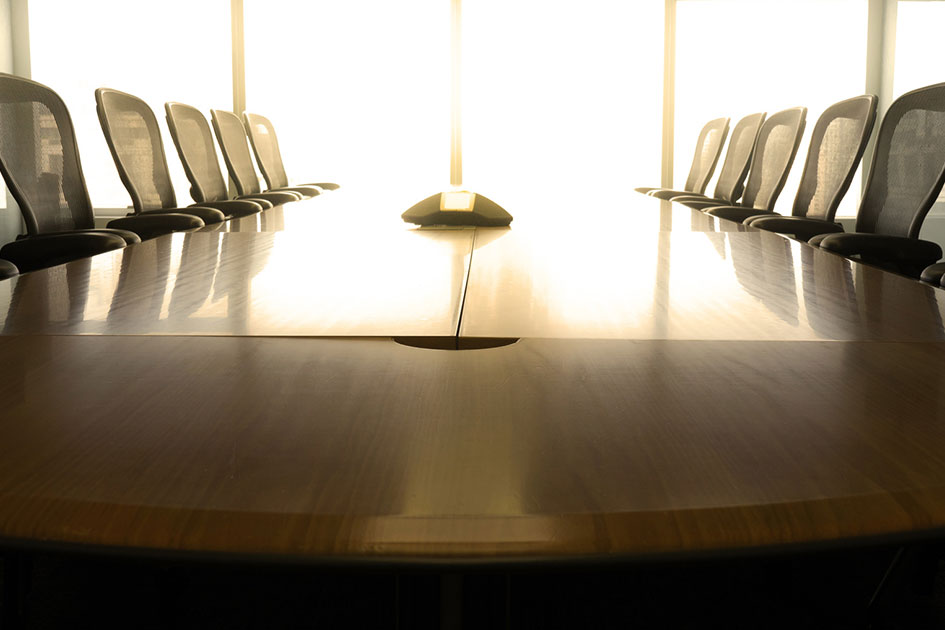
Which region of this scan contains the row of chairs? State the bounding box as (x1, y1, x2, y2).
(0, 73, 337, 277)
(636, 82, 945, 282)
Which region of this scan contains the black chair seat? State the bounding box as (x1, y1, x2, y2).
(812, 232, 943, 276)
(652, 189, 705, 201)
(673, 196, 726, 210)
(106, 214, 204, 240)
(141, 206, 227, 225)
(0, 232, 127, 273)
(32, 227, 141, 246)
(705, 206, 775, 223)
(195, 199, 265, 217)
(746, 216, 844, 242)
(243, 190, 301, 206)
(275, 185, 321, 198)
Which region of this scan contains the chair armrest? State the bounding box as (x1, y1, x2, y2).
(236, 196, 274, 210)
(747, 216, 843, 242)
(141, 206, 228, 224)
(192, 200, 263, 217)
(674, 197, 726, 211)
(0, 258, 18, 280)
(920, 261, 945, 286)
(704, 206, 775, 223)
(815, 233, 943, 277)
(0, 232, 126, 273)
(649, 189, 697, 201)
(299, 182, 340, 191)
(30, 227, 140, 246)
(816, 233, 942, 261)
(243, 191, 301, 206)
(107, 214, 204, 240)
(634, 186, 659, 195)
(276, 186, 321, 199)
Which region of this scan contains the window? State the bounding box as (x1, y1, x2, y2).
(893, 1, 945, 99)
(461, 0, 664, 215)
(28, 0, 231, 211)
(894, 1, 945, 209)
(245, 0, 663, 216)
(245, 0, 450, 206)
(675, 0, 868, 217)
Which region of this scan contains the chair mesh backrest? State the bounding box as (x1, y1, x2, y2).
(856, 82, 945, 238)
(165, 102, 229, 203)
(711, 112, 766, 203)
(740, 107, 807, 211)
(96, 88, 178, 213)
(0, 74, 95, 234)
(791, 95, 877, 221)
(243, 112, 290, 190)
(211, 109, 262, 196)
(683, 117, 729, 195)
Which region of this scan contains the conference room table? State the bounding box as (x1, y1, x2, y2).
(1, 189, 945, 570)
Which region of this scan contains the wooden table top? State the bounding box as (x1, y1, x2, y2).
(1, 334, 945, 561)
(1, 191, 945, 564)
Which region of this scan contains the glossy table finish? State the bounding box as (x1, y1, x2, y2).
(461, 227, 945, 341)
(0, 228, 474, 337)
(2, 335, 945, 560)
(3, 190, 945, 565)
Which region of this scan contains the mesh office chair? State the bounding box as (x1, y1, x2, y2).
(804, 83, 945, 279)
(635, 117, 729, 197)
(209, 109, 304, 205)
(655, 112, 766, 208)
(696, 107, 807, 220)
(713, 96, 878, 232)
(165, 102, 281, 215)
(95, 88, 230, 227)
(243, 112, 339, 195)
(0, 75, 201, 272)
(745, 95, 877, 238)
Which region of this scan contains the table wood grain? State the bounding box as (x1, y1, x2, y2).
(2, 189, 945, 565)
(1, 335, 944, 561)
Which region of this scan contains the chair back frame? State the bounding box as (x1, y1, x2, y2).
(96, 87, 181, 213)
(855, 82, 945, 238)
(0, 73, 96, 235)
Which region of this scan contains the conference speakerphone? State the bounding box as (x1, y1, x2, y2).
(401, 190, 513, 227)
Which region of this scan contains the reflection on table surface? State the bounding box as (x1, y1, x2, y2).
(0, 229, 474, 337)
(4, 188, 945, 341)
(461, 227, 945, 341)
